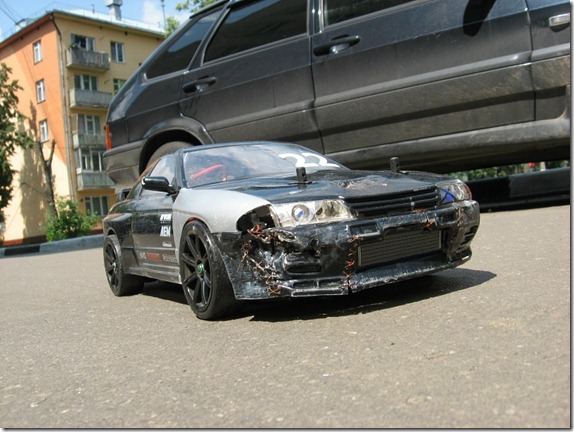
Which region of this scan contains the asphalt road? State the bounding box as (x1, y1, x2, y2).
(0, 205, 570, 428)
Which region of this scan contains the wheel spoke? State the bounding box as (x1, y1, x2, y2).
(186, 235, 200, 260)
(180, 252, 196, 269)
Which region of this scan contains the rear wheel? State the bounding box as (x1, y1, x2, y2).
(103, 235, 145, 296)
(179, 221, 237, 320)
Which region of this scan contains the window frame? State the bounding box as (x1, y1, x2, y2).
(36, 79, 46, 103)
(85, 195, 109, 216)
(110, 41, 125, 63)
(203, 0, 309, 64)
(112, 78, 127, 95)
(33, 40, 42, 63)
(39, 120, 49, 142)
(74, 74, 98, 91)
(71, 34, 95, 51)
(143, 5, 224, 80)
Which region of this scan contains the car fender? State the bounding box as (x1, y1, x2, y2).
(172, 188, 271, 256)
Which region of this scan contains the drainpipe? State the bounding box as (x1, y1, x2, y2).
(51, 14, 76, 201)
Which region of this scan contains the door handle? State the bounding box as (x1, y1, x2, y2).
(549, 13, 570, 29)
(182, 76, 217, 93)
(313, 35, 361, 56)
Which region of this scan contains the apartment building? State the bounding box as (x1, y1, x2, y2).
(0, 5, 164, 245)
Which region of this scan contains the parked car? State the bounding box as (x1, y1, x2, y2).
(102, 141, 480, 319)
(103, 0, 570, 191)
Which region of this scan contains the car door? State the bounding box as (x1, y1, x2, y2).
(119, 5, 224, 150)
(131, 155, 179, 279)
(311, 0, 534, 163)
(526, 0, 571, 121)
(179, 0, 323, 153)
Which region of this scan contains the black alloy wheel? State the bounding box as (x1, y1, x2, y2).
(103, 235, 144, 296)
(179, 221, 236, 320)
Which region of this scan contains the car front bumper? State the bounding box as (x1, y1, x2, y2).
(216, 201, 480, 300)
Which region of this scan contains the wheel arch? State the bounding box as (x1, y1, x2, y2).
(138, 118, 215, 174)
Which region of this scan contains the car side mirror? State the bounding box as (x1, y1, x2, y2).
(142, 176, 178, 195)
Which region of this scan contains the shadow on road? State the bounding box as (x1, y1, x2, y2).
(141, 268, 496, 322)
(248, 268, 496, 322)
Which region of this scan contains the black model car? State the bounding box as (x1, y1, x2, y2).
(103, 0, 570, 191)
(102, 142, 480, 320)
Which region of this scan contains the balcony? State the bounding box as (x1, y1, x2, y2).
(66, 48, 110, 71)
(69, 89, 113, 109)
(73, 133, 105, 149)
(76, 171, 114, 191)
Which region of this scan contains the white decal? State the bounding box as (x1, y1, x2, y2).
(160, 214, 172, 223)
(160, 225, 172, 237)
(279, 152, 340, 169)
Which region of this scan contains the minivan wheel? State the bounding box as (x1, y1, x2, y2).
(147, 141, 192, 167)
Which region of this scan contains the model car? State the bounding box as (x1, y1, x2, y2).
(102, 141, 480, 320)
(103, 0, 570, 191)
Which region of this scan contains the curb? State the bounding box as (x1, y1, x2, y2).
(0, 234, 104, 258)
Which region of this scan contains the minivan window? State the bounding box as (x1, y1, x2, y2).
(324, 0, 412, 26)
(145, 8, 222, 79)
(204, 0, 307, 62)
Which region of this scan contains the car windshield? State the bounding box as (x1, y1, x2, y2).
(182, 143, 346, 187)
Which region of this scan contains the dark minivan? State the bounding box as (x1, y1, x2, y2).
(104, 0, 571, 190)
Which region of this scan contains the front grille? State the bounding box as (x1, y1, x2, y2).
(345, 186, 440, 218)
(358, 229, 441, 268)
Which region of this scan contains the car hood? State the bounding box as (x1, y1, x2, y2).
(196, 169, 447, 202)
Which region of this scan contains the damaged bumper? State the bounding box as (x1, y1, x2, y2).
(216, 201, 480, 300)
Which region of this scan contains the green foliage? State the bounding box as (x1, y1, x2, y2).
(0, 63, 33, 223)
(45, 197, 99, 242)
(175, 0, 217, 12)
(449, 161, 570, 181)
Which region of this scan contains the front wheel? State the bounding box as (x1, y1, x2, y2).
(103, 235, 145, 296)
(179, 221, 237, 320)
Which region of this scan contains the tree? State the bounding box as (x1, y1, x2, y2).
(28, 103, 57, 221)
(0, 63, 33, 224)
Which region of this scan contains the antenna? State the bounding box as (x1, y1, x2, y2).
(0, 0, 21, 25)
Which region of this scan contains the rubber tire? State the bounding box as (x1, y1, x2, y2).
(179, 221, 237, 320)
(103, 235, 145, 296)
(147, 141, 192, 168)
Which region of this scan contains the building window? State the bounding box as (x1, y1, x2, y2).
(79, 148, 105, 171)
(39, 120, 49, 142)
(113, 78, 126, 94)
(110, 41, 125, 63)
(85, 196, 109, 216)
(74, 74, 98, 91)
(71, 34, 95, 51)
(36, 80, 45, 103)
(33, 40, 42, 63)
(78, 114, 101, 135)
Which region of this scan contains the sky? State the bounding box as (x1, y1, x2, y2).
(0, 0, 191, 37)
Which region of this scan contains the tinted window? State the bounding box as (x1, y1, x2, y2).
(204, 0, 307, 62)
(324, 0, 412, 26)
(145, 8, 222, 79)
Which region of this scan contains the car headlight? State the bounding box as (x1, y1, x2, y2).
(437, 179, 472, 203)
(271, 199, 356, 227)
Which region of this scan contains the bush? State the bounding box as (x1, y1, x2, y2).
(45, 198, 99, 242)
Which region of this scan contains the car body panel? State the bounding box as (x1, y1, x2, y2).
(103, 142, 480, 304)
(103, 0, 570, 190)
